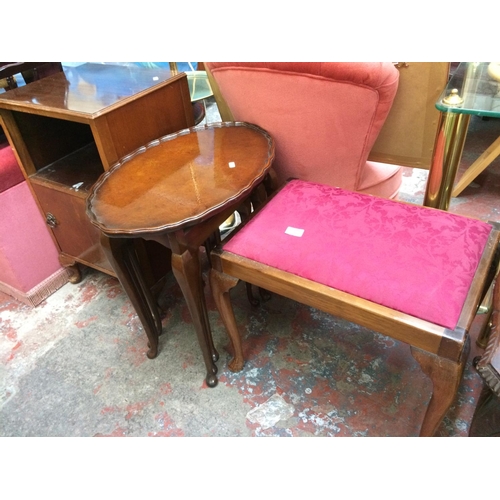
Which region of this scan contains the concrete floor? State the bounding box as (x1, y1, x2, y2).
(1, 99, 500, 440)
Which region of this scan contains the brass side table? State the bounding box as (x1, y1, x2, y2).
(424, 62, 500, 210)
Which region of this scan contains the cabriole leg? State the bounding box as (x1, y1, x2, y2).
(411, 338, 469, 436)
(210, 268, 244, 372)
(100, 234, 162, 359)
(171, 248, 219, 387)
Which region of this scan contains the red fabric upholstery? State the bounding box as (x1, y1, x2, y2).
(0, 139, 24, 193)
(206, 62, 403, 199)
(0, 181, 62, 293)
(0, 137, 63, 296)
(224, 180, 492, 329)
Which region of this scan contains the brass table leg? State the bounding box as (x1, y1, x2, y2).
(424, 112, 471, 210)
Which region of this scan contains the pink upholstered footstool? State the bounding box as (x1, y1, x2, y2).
(0, 140, 68, 306)
(210, 179, 500, 435)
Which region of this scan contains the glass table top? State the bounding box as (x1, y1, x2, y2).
(186, 71, 213, 102)
(435, 62, 500, 117)
(0, 63, 176, 115)
(0, 63, 214, 112)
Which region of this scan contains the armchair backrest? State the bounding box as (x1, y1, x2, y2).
(205, 62, 399, 191)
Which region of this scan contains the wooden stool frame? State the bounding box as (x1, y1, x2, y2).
(210, 190, 500, 436)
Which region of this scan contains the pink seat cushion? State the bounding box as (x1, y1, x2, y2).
(357, 161, 402, 199)
(224, 180, 492, 330)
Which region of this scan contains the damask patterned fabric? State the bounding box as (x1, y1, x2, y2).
(224, 180, 492, 329)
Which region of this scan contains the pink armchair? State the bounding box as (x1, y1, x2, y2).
(205, 62, 402, 198)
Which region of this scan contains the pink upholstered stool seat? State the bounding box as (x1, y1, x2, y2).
(223, 179, 492, 330)
(210, 179, 499, 436)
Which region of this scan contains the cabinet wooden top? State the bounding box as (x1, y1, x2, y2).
(86, 122, 275, 235)
(0, 63, 182, 119)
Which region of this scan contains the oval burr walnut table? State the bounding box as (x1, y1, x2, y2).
(86, 122, 275, 387)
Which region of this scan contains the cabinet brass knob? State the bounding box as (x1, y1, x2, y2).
(46, 213, 58, 228)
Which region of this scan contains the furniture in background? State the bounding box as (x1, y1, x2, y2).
(0, 62, 63, 91)
(186, 71, 213, 125)
(0, 117, 69, 305)
(0, 62, 71, 305)
(470, 266, 500, 437)
(86, 122, 275, 386)
(169, 62, 213, 125)
(210, 178, 500, 435)
(368, 62, 450, 170)
(205, 62, 403, 199)
(0, 63, 195, 287)
(425, 62, 500, 210)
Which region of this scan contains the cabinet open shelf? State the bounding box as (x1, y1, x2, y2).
(30, 143, 104, 197)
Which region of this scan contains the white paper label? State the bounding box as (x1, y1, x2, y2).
(285, 227, 304, 237)
(228, 162, 236, 168)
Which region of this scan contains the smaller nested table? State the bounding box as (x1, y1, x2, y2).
(86, 122, 275, 387)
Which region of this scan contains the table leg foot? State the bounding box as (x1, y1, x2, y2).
(206, 372, 218, 388)
(59, 256, 82, 284)
(67, 264, 82, 284)
(146, 342, 158, 359)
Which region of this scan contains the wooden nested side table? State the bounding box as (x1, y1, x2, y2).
(86, 122, 275, 387)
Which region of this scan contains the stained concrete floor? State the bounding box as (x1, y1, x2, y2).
(1, 100, 500, 441)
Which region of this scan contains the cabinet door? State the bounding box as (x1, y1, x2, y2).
(368, 62, 450, 170)
(31, 184, 114, 275)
